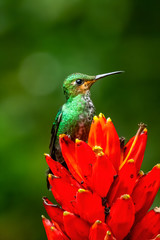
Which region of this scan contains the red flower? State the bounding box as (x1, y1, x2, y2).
(42, 114, 160, 240)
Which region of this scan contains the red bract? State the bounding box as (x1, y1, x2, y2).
(76, 189, 105, 223)
(89, 220, 109, 240)
(129, 207, 160, 240)
(63, 211, 90, 240)
(42, 113, 160, 240)
(107, 194, 135, 240)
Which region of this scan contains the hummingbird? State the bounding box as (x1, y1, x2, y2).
(48, 71, 123, 188)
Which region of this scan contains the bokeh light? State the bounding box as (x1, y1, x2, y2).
(19, 52, 61, 95)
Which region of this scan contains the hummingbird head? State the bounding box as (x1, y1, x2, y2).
(63, 71, 123, 100)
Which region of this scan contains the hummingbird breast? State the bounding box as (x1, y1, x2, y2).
(59, 92, 95, 142)
(53, 92, 95, 163)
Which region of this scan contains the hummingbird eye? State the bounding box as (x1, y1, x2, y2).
(76, 79, 84, 86)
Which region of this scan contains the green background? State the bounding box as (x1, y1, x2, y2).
(0, 0, 159, 239)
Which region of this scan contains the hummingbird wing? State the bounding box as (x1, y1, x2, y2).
(49, 108, 62, 160)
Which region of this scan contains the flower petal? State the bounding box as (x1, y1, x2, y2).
(92, 149, 116, 197)
(45, 154, 81, 188)
(48, 174, 80, 214)
(107, 194, 135, 240)
(76, 189, 105, 223)
(43, 197, 65, 232)
(59, 134, 83, 183)
(121, 126, 147, 172)
(42, 215, 68, 240)
(75, 139, 96, 188)
(89, 220, 109, 240)
(103, 118, 121, 172)
(104, 230, 116, 240)
(108, 159, 137, 205)
(63, 211, 90, 240)
(129, 207, 160, 240)
(131, 164, 160, 221)
(88, 114, 106, 149)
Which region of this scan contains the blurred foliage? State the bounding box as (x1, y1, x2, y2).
(0, 0, 160, 239)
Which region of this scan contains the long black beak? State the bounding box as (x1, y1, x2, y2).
(95, 71, 124, 80)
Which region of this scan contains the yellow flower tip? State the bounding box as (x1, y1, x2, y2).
(127, 159, 134, 163)
(41, 215, 46, 219)
(143, 128, 148, 133)
(93, 115, 99, 121)
(138, 170, 144, 176)
(107, 117, 112, 122)
(155, 234, 160, 238)
(75, 138, 82, 143)
(78, 188, 86, 193)
(121, 194, 130, 200)
(156, 163, 160, 169)
(106, 231, 111, 236)
(98, 152, 104, 156)
(92, 146, 103, 151)
(99, 113, 105, 118)
(63, 211, 70, 216)
(59, 134, 66, 138)
(92, 146, 104, 156)
(48, 173, 53, 179)
(50, 226, 55, 231)
(154, 207, 160, 213)
(44, 153, 49, 157)
(95, 220, 102, 224)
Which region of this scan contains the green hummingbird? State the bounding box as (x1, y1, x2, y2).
(48, 71, 123, 188)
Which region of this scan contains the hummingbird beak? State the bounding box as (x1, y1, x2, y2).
(95, 71, 124, 80)
(84, 71, 124, 91)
